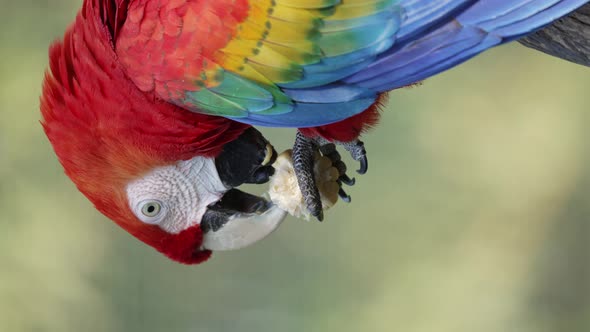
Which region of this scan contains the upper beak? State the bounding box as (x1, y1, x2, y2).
(201, 127, 286, 251)
(215, 127, 278, 188)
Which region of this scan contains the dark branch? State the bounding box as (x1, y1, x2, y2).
(519, 4, 590, 67)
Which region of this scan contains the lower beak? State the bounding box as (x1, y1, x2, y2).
(202, 205, 287, 251)
(200, 189, 287, 251)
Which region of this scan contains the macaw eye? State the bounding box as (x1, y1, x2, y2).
(139, 200, 164, 223)
(142, 201, 161, 217)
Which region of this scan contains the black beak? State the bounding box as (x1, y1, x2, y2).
(200, 189, 273, 233)
(215, 127, 278, 188)
(204, 128, 278, 234)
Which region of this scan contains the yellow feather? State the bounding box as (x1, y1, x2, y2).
(328, 1, 390, 20)
(218, 39, 257, 57)
(216, 0, 394, 85)
(251, 44, 302, 69)
(215, 53, 275, 86)
(263, 41, 321, 64)
(266, 18, 317, 42)
(270, 5, 326, 22)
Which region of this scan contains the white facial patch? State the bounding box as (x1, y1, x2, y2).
(126, 157, 228, 234)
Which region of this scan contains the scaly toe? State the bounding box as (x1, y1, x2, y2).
(293, 132, 324, 222)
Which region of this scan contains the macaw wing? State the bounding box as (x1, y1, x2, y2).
(240, 0, 588, 127)
(115, 0, 588, 128)
(343, 0, 590, 91)
(115, 0, 406, 125)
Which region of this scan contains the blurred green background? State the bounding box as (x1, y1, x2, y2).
(1, 1, 589, 331)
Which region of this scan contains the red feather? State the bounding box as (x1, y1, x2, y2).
(115, 0, 249, 98)
(40, 0, 248, 263)
(300, 94, 388, 142)
(98, 0, 129, 38)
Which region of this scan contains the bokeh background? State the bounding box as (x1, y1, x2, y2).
(1, 1, 589, 331)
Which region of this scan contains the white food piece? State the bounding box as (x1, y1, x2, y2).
(268, 150, 340, 219)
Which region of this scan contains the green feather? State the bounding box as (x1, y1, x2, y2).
(183, 71, 293, 117)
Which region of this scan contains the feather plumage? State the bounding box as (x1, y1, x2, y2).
(115, 0, 588, 129)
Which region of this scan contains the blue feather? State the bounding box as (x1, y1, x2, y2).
(344, 0, 589, 92)
(231, 98, 377, 128)
(278, 8, 402, 89)
(395, 0, 476, 43)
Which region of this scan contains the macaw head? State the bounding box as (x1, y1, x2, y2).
(40, 5, 287, 264)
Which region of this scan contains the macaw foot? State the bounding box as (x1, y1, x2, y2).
(292, 131, 367, 221)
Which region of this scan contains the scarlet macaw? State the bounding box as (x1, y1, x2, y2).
(41, 0, 589, 264)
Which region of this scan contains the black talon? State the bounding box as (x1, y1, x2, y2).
(357, 155, 368, 175)
(338, 188, 351, 203)
(340, 139, 368, 175)
(316, 210, 324, 222)
(339, 174, 356, 186)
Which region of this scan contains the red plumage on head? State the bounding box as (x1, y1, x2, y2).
(40, 0, 249, 264)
